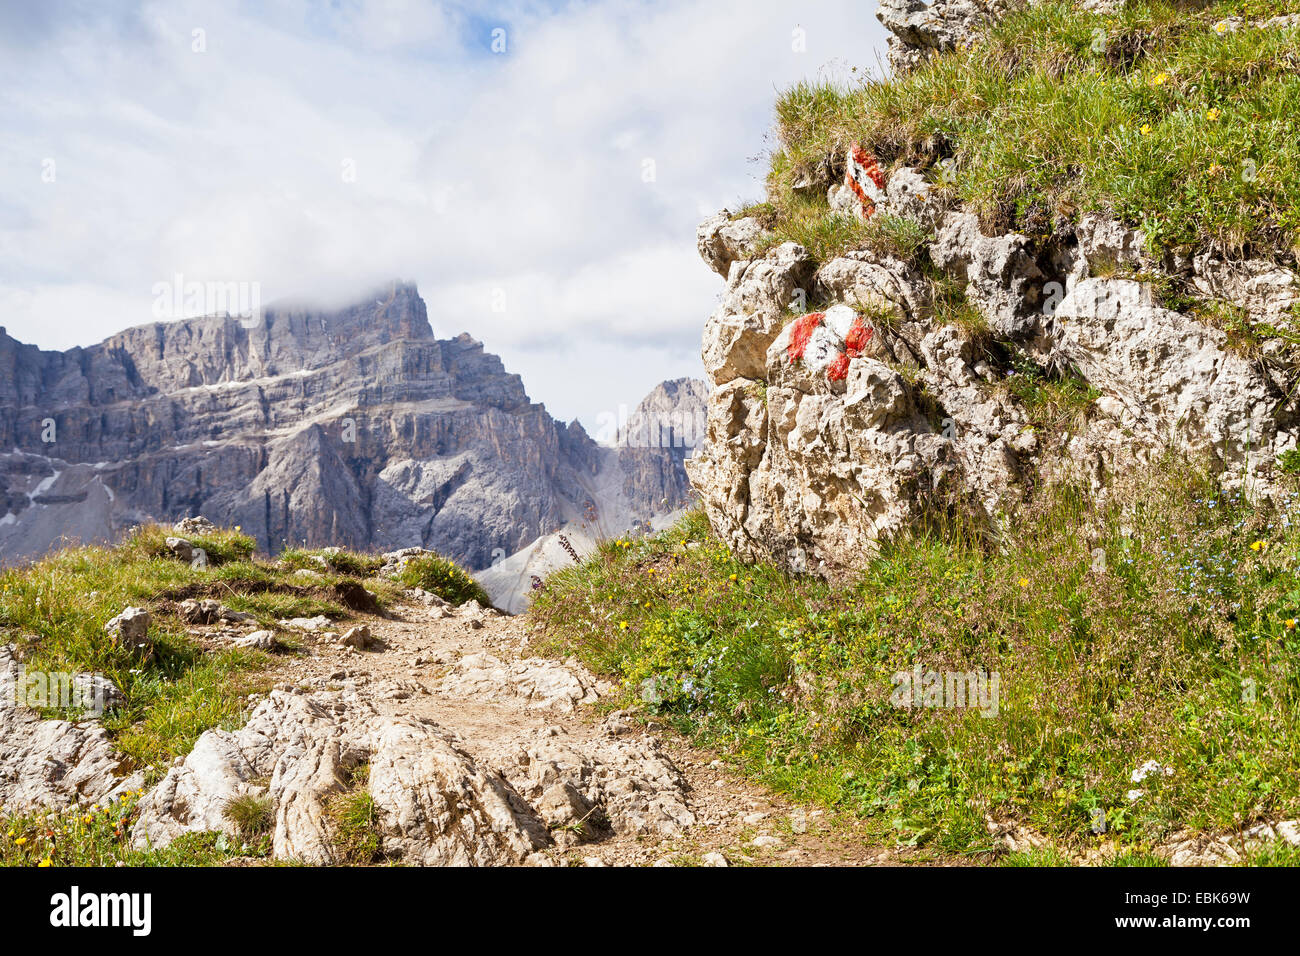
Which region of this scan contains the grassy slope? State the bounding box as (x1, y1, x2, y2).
(533, 465, 1300, 864)
(0, 531, 479, 867)
(759, 0, 1300, 266)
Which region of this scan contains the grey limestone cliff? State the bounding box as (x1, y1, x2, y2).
(0, 282, 701, 572)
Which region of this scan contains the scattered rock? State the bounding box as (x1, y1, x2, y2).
(105, 607, 152, 652)
(1166, 833, 1241, 868)
(232, 630, 277, 651)
(1276, 820, 1300, 846)
(536, 781, 601, 840)
(985, 815, 1047, 854)
(179, 599, 253, 626)
(279, 615, 334, 632)
(406, 587, 449, 608)
(701, 851, 729, 867)
(173, 516, 217, 537)
(70, 673, 126, 714)
(165, 537, 194, 562)
(339, 625, 374, 650)
(179, 599, 219, 625)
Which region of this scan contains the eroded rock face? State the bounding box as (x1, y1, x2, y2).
(1190, 252, 1300, 327)
(365, 716, 551, 866)
(485, 723, 696, 842)
(436, 652, 602, 713)
(689, 156, 1299, 576)
(1054, 277, 1282, 486)
(697, 212, 769, 278)
(131, 684, 547, 865)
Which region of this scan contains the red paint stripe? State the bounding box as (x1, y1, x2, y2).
(787, 311, 824, 362)
(851, 146, 887, 190)
(827, 351, 851, 381)
(844, 317, 874, 358)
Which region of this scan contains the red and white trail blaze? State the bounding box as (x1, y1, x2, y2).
(786, 304, 875, 383)
(844, 144, 887, 220)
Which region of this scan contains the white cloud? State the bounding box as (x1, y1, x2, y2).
(0, 0, 887, 426)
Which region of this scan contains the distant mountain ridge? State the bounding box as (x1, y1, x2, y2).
(0, 282, 705, 585)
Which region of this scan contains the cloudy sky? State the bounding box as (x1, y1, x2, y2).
(0, 0, 888, 430)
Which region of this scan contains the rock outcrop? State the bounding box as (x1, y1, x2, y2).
(0, 282, 699, 575)
(0, 646, 144, 811)
(877, 0, 1015, 72)
(689, 153, 1299, 577)
(132, 663, 695, 864)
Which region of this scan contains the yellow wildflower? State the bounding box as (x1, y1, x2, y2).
(1250, 540, 1267, 552)
(618, 621, 629, 630)
(1140, 123, 1152, 135)
(14, 837, 27, 846)
(1207, 108, 1220, 121)
(1151, 72, 1169, 86)
(1287, 619, 1297, 631)
(1018, 578, 1030, 588)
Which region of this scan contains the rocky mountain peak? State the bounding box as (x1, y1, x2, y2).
(618, 377, 709, 451)
(0, 284, 704, 584)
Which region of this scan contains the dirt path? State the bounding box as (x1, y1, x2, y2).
(255, 596, 899, 866)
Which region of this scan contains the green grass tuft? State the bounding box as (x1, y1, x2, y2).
(223, 792, 274, 840)
(395, 554, 491, 607)
(279, 547, 384, 578)
(1, 792, 270, 867)
(327, 764, 384, 865)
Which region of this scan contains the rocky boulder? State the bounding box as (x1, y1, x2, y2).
(105, 607, 152, 654)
